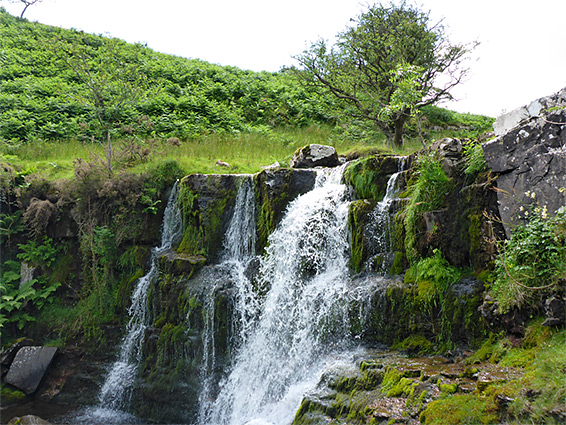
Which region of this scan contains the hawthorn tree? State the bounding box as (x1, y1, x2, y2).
(52, 36, 148, 176)
(294, 1, 475, 147)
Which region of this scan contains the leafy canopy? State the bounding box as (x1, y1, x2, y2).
(294, 1, 475, 147)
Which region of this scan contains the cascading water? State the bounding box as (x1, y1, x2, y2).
(93, 183, 183, 421)
(367, 157, 408, 272)
(200, 165, 356, 425)
(197, 176, 260, 420)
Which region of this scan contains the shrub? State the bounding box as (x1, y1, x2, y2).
(491, 209, 566, 313)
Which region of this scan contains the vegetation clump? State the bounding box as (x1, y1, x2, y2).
(491, 209, 566, 313)
(402, 152, 453, 263)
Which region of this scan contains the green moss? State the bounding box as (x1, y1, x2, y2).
(439, 382, 458, 394)
(348, 199, 376, 272)
(1, 385, 26, 402)
(386, 376, 416, 397)
(391, 334, 434, 354)
(419, 394, 499, 424)
(343, 155, 398, 201)
(389, 251, 404, 275)
(380, 367, 405, 395)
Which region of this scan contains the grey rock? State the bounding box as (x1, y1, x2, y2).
(7, 415, 52, 425)
(1, 338, 33, 367)
(20, 262, 37, 287)
(542, 296, 565, 327)
(493, 87, 566, 135)
(5, 346, 58, 394)
(289, 144, 339, 168)
(483, 105, 566, 237)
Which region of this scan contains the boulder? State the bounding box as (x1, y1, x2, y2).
(493, 87, 566, 136)
(7, 416, 52, 425)
(5, 346, 58, 394)
(483, 92, 566, 236)
(289, 144, 339, 168)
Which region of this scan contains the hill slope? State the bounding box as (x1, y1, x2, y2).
(0, 8, 335, 144)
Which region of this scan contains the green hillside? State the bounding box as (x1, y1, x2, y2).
(0, 7, 494, 178)
(0, 8, 334, 144)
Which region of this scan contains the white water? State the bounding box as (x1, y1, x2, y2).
(200, 166, 356, 425)
(96, 183, 183, 414)
(367, 157, 408, 272)
(197, 176, 261, 419)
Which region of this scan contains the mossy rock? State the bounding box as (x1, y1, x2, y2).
(176, 174, 243, 261)
(343, 154, 400, 201)
(158, 251, 207, 276)
(253, 168, 316, 250)
(348, 199, 377, 272)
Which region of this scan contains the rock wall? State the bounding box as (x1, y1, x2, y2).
(484, 88, 566, 236)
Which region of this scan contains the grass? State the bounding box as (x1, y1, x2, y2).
(1, 124, 430, 181)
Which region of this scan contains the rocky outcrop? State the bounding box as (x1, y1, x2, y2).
(493, 87, 566, 136)
(293, 350, 521, 425)
(289, 144, 340, 168)
(483, 89, 566, 236)
(5, 347, 58, 394)
(253, 168, 316, 249)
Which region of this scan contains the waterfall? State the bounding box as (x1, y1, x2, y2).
(197, 176, 260, 420)
(95, 182, 183, 416)
(367, 157, 408, 272)
(200, 165, 355, 425)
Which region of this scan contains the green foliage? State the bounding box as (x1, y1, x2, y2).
(0, 9, 334, 144)
(491, 210, 566, 313)
(0, 259, 61, 331)
(17, 236, 59, 267)
(0, 210, 24, 244)
(406, 249, 463, 306)
(402, 152, 452, 263)
(421, 105, 495, 136)
(462, 139, 488, 177)
(294, 1, 474, 146)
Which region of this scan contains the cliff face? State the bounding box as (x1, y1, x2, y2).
(2, 89, 565, 424)
(484, 88, 566, 237)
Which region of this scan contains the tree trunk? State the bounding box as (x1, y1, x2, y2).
(392, 115, 406, 148)
(105, 129, 113, 177)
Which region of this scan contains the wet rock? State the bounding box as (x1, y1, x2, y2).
(5, 347, 58, 394)
(7, 415, 52, 425)
(159, 250, 207, 275)
(289, 144, 339, 168)
(253, 168, 316, 249)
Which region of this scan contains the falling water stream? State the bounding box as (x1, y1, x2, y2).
(81, 159, 407, 425)
(367, 157, 408, 273)
(199, 165, 358, 425)
(85, 183, 183, 423)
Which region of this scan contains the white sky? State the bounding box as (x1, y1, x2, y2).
(3, 0, 566, 117)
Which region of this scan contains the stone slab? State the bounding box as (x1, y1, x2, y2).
(5, 346, 58, 394)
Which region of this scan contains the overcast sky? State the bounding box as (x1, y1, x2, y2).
(3, 0, 566, 117)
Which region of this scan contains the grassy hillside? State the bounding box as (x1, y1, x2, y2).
(0, 8, 334, 144)
(0, 7, 494, 180)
